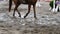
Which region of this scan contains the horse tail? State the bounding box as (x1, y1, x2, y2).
(9, 0, 12, 12)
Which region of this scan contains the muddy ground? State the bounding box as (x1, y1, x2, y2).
(0, 1, 60, 34)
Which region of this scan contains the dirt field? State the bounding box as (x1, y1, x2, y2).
(0, 1, 60, 34)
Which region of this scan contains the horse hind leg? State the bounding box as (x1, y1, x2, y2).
(33, 4, 37, 19)
(24, 5, 31, 18)
(13, 7, 16, 17)
(17, 9, 21, 17)
(13, 4, 21, 17)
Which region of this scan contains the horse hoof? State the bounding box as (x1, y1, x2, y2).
(19, 15, 21, 18)
(34, 17, 37, 19)
(24, 16, 26, 18)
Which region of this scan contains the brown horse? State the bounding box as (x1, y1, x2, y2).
(9, 0, 37, 19)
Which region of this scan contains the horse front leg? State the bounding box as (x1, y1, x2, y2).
(33, 4, 37, 19)
(17, 9, 21, 17)
(24, 5, 31, 18)
(13, 4, 21, 17)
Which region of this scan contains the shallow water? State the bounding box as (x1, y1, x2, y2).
(0, 1, 60, 34)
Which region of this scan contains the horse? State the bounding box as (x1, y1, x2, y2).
(49, 0, 59, 12)
(9, 0, 37, 19)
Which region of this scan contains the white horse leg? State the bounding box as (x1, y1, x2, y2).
(51, 8, 55, 12)
(55, 5, 59, 12)
(52, 0, 56, 12)
(51, 6, 59, 13)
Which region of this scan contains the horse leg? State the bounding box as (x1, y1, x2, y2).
(17, 9, 21, 17)
(24, 5, 31, 18)
(13, 4, 21, 17)
(33, 4, 37, 19)
(13, 7, 16, 17)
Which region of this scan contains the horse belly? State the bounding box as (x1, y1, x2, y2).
(28, 0, 37, 4)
